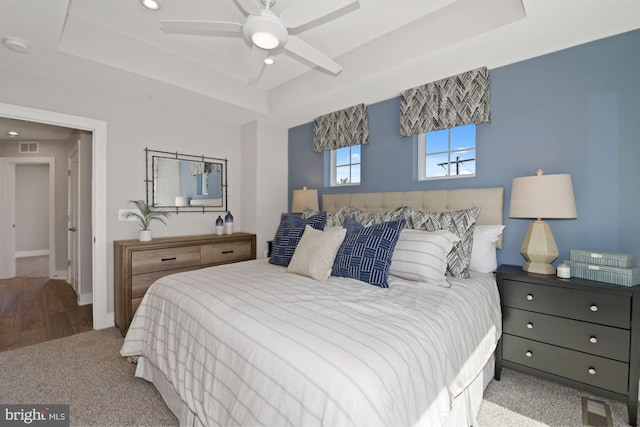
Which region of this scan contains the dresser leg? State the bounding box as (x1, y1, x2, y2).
(629, 400, 637, 427)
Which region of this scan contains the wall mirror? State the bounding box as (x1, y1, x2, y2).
(145, 148, 228, 213)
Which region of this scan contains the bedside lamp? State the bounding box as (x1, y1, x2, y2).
(509, 169, 577, 275)
(291, 186, 319, 213)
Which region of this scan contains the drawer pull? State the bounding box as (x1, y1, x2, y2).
(590, 336, 598, 344)
(526, 294, 534, 301)
(590, 304, 599, 312)
(161, 257, 177, 262)
(525, 351, 533, 358)
(526, 322, 534, 329)
(588, 367, 596, 375)
(222, 250, 234, 254)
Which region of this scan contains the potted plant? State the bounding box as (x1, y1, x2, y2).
(126, 199, 171, 241)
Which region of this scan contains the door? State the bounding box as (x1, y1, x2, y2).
(68, 148, 80, 295)
(0, 159, 16, 279)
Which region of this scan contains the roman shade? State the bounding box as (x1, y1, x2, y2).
(400, 67, 491, 137)
(313, 103, 369, 152)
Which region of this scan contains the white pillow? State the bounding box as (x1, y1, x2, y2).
(287, 225, 346, 282)
(388, 229, 460, 287)
(469, 225, 506, 273)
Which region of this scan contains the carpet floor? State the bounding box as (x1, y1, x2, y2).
(15, 255, 49, 278)
(0, 328, 634, 426)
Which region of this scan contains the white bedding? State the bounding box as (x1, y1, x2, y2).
(121, 259, 502, 427)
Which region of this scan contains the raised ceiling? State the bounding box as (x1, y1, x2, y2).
(1, 0, 639, 129)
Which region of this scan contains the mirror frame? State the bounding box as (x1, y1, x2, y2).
(145, 148, 228, 213)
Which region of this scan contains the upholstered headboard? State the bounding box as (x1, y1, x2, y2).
(322, 187, 505, 248)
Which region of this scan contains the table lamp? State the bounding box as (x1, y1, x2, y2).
(509, 169, 577, 274)
(291, 186, 319, 213)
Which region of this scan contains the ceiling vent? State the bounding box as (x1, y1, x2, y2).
(19, 141, 39, 153)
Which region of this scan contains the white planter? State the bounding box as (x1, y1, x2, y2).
(139, 229, 152, 242)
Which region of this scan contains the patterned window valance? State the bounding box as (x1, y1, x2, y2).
(313, 103, 369, 152)
(400, 66, 491, 137)
(190, 161, 212, 176)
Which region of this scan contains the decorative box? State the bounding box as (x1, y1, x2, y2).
(566, 260, 640, 287)
(569, 249, 636, 269)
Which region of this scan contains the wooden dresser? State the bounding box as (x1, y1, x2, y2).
(114, 232, 256, 335)
(495, 264, 640, 426)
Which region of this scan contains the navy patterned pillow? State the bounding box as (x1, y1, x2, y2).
(269, 212, 327, 267)
(332, 219, 406, 288)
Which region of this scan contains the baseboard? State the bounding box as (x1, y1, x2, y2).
(52, 270, 67, 280)
(16, 249, 49, 258)
(78, 292, 93, 306)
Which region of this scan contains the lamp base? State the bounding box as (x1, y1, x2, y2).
(520, 219, 559, 275)
(522, 261, 557, 275)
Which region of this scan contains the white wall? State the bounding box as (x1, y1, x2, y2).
(0, 67, 252, 315)
(15, 164, 49, 254)
(241, 121, 288, 258)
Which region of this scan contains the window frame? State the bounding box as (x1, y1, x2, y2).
(329, 144, 361, 187)
(417, 125, 476, 181)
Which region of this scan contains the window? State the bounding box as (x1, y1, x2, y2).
(418, 124, 476, 180)
(331, 145, 361, 186)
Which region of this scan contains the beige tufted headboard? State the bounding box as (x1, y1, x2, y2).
(322, 187, 505, 248)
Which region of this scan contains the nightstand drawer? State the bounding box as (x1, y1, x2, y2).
(503, 334, 629, 395)
(503, 307, 630, 361)
(502, 279, 631, 328)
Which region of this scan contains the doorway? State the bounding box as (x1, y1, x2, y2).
(0, 102, 109, 330)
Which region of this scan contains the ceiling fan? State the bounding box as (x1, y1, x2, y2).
(160, 0, 359, 83)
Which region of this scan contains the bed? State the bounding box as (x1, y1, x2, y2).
(121, 187, 505, 427)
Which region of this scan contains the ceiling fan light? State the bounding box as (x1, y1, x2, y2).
(252, 31, 279, 49)
(141, 0, 160, 10)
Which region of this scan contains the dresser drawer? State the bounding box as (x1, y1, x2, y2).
(201, 240, 253, 265)
(131, 246, 201, 275)
(131, 265, 201, 299)
(502, 334, 629, 395)
(502, 279, 631, 328)
(503, 307, 630, 361)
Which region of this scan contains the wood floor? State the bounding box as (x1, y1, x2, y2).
(0, 276, 93, 352)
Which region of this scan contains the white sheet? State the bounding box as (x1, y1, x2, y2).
(121, 259, 501, 427)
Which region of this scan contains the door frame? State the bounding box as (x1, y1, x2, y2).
(0, 158, 56, 278)
(0, 102, 110, 330)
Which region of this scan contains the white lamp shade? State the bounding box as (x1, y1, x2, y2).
(509, 171, 577, 219)
(291, 187, 319, 213)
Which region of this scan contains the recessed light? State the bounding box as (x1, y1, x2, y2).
(8, 131, 19, 137)
(141, 0, 160, 10)
(2, 37, 30, 54)
(264, 58, 274, 65)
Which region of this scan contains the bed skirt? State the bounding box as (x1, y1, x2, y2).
(135, 354, 496, 427)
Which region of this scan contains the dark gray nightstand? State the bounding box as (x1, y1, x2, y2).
(495, 264, 640, 426)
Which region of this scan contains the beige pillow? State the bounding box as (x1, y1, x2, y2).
(287, 225, 347, 282)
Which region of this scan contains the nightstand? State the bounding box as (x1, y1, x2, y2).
(495, 264, 640, 426)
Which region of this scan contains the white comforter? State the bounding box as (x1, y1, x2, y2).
(121, 259, 501, 427)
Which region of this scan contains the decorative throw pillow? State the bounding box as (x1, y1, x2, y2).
(332, 219, 406, 288)
(389, 229, 460, 287)
(269, 212, 326, 267)
(287, 225, 347, 282)
(302, 206, 350, 227)
(349, 207, 383, 227)
(406, 207, 481, 278)
(469, 225, 506, 273)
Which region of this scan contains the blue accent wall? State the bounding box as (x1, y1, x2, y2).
(288, 29, 640, 268)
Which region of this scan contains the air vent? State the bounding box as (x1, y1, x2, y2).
(19, 141, 39, 153)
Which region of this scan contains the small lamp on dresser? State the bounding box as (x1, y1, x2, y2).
(509, 169, 577, 275)
(291, 186, 319, 213)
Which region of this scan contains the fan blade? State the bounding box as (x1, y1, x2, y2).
(236, 0, 262, 16)
(248, 45, 268, 84)
(280, 0, 358, 29)
(160, 20, 242, 36)
(284, 36, 341, 74)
